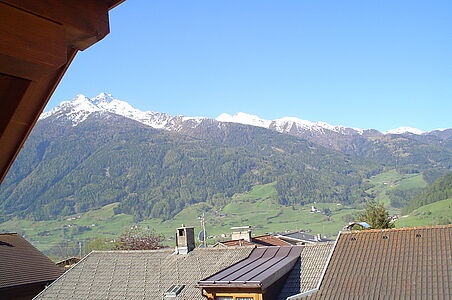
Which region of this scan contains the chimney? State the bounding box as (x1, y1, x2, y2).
(231, 226, 252, 242)
(175, 224, 195, 254)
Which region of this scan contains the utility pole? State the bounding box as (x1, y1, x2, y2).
(198, 213, 207, 248)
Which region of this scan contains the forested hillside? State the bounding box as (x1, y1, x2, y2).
(403, 173, 452, 214)
(0, 112, 378, 222)
(1, 95, 451, 225)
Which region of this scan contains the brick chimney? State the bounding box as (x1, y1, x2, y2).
(175, 225, 195, 254)
(231, 226, 252, 242)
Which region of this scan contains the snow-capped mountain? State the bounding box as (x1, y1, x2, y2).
(216, 112, 365, 136)
(40, 93, 176, 129)
(41, 93, 449, 144)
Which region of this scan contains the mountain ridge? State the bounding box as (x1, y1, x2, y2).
(42, 93, 449, 136)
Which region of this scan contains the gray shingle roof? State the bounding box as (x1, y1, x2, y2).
(34, 247, 254, 300)
(277, 242, 335, 300)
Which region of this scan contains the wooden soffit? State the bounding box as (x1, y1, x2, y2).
(0, 0, 125, 183)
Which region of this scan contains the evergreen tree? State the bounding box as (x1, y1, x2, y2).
(357, 199, 394, 229)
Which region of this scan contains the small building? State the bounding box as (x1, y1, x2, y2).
(198, 246, 303, 299)
(0, 233, 63, 300)
(215, 226, 293, 247)
(276, 231, 332, 245)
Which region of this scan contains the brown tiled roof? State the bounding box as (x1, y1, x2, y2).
(277, 242, 335, 300)
(34, 247, 254, 300)
(0, 233, 63, 289)
(299, 225, 452, 300)
(198, 246, 303, 290)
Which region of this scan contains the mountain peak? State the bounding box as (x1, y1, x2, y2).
(216, 112, 272, 128)
(385, 127, 424, 135)
(91, 92, 114, 105)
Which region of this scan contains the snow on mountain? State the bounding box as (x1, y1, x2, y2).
(216, 113, 364, 135)
(216, 112, 272, 128)
(41, 93, 444, 138)
(40, 93, 174, 128)
(384, 127, 424, 135)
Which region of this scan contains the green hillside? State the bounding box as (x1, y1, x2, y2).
(403, 173, 452, 213)
(0, 115, 377, 222)
(364, 170, 427, 213)
(0, 182, 360, 259)
(395, 198, 452, 227)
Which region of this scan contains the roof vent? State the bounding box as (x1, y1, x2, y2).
(164, 285, 184, 297)
(416, 234, 422, 238)
(382, 235, 388, 239)
(350, 237, 357, 241)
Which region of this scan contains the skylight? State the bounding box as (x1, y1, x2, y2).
(164, 285, 185, 298)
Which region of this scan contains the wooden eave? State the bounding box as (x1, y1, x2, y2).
(0, 0, 125, 183)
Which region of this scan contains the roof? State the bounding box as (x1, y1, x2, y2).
(0, 233, 63, 289)
(0, 0, 125, 183)
(217, 234, 292, 247)
(198, 246, 303, 290)
(279, 232, 332, 244)
(253, 235, 293, 246)
(299, 225, 452, 300)
(277, 242, 335, 300)
(34, 247, 254, 300)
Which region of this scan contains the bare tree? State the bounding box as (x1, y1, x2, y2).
(115, 227, 166, 250)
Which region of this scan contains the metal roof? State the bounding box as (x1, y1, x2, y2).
(198, 246, 303, 290)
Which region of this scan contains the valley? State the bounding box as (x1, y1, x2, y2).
(2, 171, 451, 260)
(0, 94, 450, 260)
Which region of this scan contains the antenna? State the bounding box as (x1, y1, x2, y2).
(197, 213, 207, 248)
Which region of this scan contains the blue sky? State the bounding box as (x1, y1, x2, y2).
(48, 0, 451, 131)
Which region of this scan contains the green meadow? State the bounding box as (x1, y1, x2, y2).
(0, 170, 443, 259)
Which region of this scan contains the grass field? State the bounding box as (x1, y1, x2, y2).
(0, 169, 436, 259)
(395, 198, 452, 228)
(0, 182, 360, 257)
(364, 170, 427, 214)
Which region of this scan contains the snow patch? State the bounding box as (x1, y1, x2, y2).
(385, 127, 424, 135)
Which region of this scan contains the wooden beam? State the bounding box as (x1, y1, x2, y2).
(0, 74, 31, 138)
(0, 0, 124, 183)
(0, 49, 78, 183)
(0, 3, 66, 68)
(1, 0, 110, 50)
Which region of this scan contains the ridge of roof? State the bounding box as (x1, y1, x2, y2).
(91, 245, 256, 254)
(343, 224, 452, 234)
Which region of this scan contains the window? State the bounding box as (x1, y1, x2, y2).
(164, 285, 184, 297)
(216, 297, 233, 300)
(237, 298, 254, 300)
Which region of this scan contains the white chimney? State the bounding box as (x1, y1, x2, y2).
(231, 226, 252, 242)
